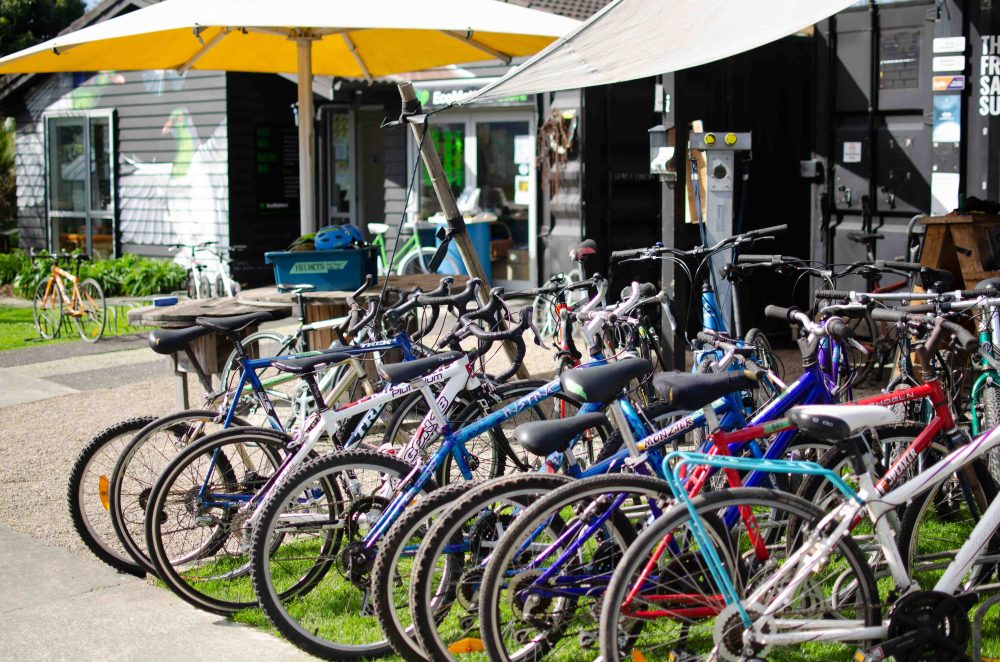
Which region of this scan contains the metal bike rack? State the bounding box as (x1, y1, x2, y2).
(972, 591, 1000, 660)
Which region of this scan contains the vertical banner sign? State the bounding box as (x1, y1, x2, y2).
(980, 35, 1000, 116)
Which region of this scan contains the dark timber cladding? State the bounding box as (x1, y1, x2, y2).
(226, 73, 301, 285)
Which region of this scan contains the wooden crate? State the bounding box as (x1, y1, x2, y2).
(920, 215, 1000, 289)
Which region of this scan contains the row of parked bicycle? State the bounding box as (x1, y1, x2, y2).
(68, 223, 1000, 661)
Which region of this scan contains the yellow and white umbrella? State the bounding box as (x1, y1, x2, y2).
(0, 0, 578, 233)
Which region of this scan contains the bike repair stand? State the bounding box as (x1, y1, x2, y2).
(690, 131, 751, 334)
(392, 82, 530, 379)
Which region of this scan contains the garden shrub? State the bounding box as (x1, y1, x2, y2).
(4, 250, 186, 298)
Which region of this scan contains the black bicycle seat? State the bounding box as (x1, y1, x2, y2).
(195, 311, 274, 333)
(272, 350, 351, 375)
(560, 358, 653, 403)
(653, 370, 757, 411)
(148, 325, 214, 355)
(513, 412, 610, 457)
(379, 351, 465, 384)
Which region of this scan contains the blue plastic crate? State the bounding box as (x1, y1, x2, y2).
(264, 247, 377, 291)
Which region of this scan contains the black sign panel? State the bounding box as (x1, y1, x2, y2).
(256, 124, 299, 215)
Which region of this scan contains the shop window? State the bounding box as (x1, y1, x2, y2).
(45, 111, 116, 258)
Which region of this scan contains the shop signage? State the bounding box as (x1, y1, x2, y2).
(843, 141, 862, 164)
(933, 75, 966, 91)
(290, 261, 349, 274)
(933, 36, 966, 54)
(933, 55, 966, 72)
(980, 35, 1000, 116)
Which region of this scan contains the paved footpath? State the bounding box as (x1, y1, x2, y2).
(0, 526, 311, 661)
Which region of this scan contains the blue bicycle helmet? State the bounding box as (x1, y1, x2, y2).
(315, 225, 351, 250)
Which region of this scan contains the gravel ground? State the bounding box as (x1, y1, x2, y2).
(0, 375, 206, 554)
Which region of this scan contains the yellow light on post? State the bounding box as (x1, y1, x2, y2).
(725, 133, 738, 145)
(704, 133, 716, 145)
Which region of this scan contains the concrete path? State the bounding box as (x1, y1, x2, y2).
(0, 526, 310, 661)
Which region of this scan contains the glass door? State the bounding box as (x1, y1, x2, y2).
(46, 112, 116, 258)
(412, 110, 536, 287)
(475, 119, 533, 287)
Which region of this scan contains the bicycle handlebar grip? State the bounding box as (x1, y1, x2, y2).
(764, 305, 794, 321)
(748, 224, 788, 237)
(695, 331, 721, 347)
(962, 287, 1000, 297)
(460, 306, 532, 343)
(736, 254, 778, 264)
(876, 260, 922, 273)
(869, 308, 907, 324)
(610, 248, 647, 262)
(825, 317, 854, 340)
(815, 289, 852, 300)
(347, 301, 377, 335)
(492, 335, 527, 383)
(349, 274, 375, 302)
(942, 320, 979, 353)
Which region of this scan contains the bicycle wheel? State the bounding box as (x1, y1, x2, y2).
(32, 276, 62, 339)
(371, 480, 482, 661)
(250, 448, 438, 660)
(478, 474, 669, 662)
(982, 384, 1000, 481)
(397, 246, 462, 276)
(67, 416, 158, 576)
(73, 278, 106, 343)
(108, 409, 248, 574)
(410, 473, 574, 662)
(532, 295, 558, 340)
(598, 488, 881, 662)
(898, 455, 1000, 594)
(144, 426, 295, 614)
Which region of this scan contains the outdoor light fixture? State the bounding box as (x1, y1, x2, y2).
(649, 124, 675, 181)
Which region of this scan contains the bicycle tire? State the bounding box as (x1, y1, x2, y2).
(598, 487, 880, 662)
(67, 415, 158, 576)
(144, 425, 294, 614)
(73, 277, 106, 343)
(409, 473, 575, 662)
(371, 480, 482, 661)
(478, 473, 667, 662)
(108, 409, 250, 574)
(250, 448, 439, 660)
(983, 385, 1000, 481)
(898, 454, 1000, 594)
(397, 246, 462, 276)
(32, 276, 62, 339)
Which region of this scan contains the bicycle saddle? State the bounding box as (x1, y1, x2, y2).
(195, 311, 273, 333)
(788, 405, 900, 443)
(379, 351, 464, 384)
(368, 222, 390, 236)
(652, 370, 757, 411)
(560, 358, 653, 403)
(570, 238, 598, 262)
(276, 282, 316, 293)
(147, 325, 213, 355)
(513, 412, 610, 457)
(847, 232, 884, 243)
(272, 349, 351, 375)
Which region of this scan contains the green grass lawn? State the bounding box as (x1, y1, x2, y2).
(0, 304, 148, 351)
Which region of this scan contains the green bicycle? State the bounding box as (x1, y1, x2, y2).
(368, 221, 462, 276)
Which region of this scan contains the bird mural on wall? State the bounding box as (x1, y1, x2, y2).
(118, 108, 228, 254)
(69, 71, 126, 110)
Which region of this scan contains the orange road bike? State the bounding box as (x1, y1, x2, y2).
(31, 251, 107, 343)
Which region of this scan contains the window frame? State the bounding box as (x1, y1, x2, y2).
(43, 108, 117, 257)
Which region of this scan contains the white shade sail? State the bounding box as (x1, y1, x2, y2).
(463, 0, 859, 103)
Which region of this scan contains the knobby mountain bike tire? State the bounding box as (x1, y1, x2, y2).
(370, 480, 483, 662)
(409, 473, 576, 662)
(67, 415, 158, 577)
(598, 488, 880, 662)
(108, 409, 251, 575)
(249, 448, 439, 660)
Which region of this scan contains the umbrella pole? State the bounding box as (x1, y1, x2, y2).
(297, 36, 317, 236)
(397, 82, 530, 379)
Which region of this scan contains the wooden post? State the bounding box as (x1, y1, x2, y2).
(397, 82, 530, 378)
